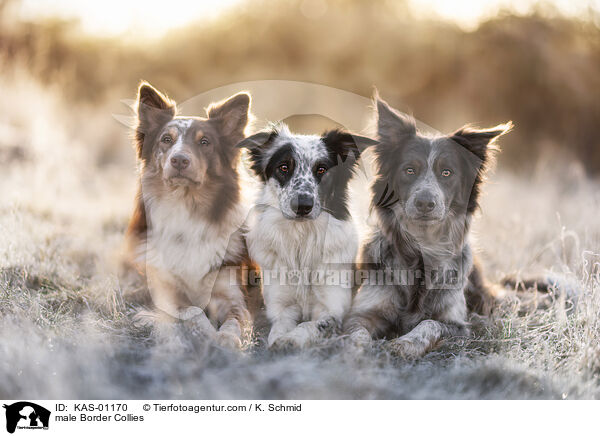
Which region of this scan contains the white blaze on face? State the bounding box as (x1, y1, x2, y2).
(405, 143, 446, 221)
(157, 118, 210, 184)
(267, 128, 329, 220)
(162, 119, 192, 167)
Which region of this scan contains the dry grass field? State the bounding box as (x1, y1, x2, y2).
(1, 70, 599, 399)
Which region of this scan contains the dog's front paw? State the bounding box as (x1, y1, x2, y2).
(178, 306, 207, 321)
(132, 309, 160, 328)
(270, 334, 304, 353)
(387, 337, 426, 360)
(182, 311, 217, 340)
(316, 318, 338, 337)
(348, 328, 372, 345)
(344, 329, 373, 355)
(215, 331, 242, 350)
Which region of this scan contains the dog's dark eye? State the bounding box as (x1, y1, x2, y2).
(316, 166, 327, 175)
(161, 134, 173, 144)
(279, 164, 289, 173)
(406, 167, 415, 175)
(441, 169, 452, 177)
(200, 137, 209, 146)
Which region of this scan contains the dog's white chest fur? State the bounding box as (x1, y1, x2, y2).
(246, 206, 357, 319)
(143, 196, 245, 291)
(247, 206, 356, 268)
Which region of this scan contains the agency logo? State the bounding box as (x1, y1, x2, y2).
(3, 402, 50, 434)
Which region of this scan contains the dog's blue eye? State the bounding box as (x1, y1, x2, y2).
(406, 167, 415, 175)
(161, 135, 173, 143)
(441, 169, 452, 177)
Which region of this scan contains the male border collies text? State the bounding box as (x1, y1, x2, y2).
(239, 124, 377, 349)
(345, 95, 512, 358)
(126, 82, 253, 348)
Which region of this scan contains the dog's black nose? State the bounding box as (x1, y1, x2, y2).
(415, 193, 436, 213)
(291, 195, 314, 216)
(170, 154, 190, 170)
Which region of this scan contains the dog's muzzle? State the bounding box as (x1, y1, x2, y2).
(290, 194, 314, 218)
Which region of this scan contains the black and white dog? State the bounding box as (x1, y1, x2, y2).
(238, 124, 377, 349)
(345, 95, 512, 358)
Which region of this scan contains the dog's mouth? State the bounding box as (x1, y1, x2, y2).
(403, 212, 446, 225)
(393, 206, 445, 224)
(413, 215, 442, 222)
(291, 215, 316, 221)
(282, 213, 317, 221)
(165, 174, 201, 186)
(280, 209, 320, 221)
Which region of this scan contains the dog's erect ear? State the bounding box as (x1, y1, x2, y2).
(207, 92, 251, 137)
(321, 129, 378, 163)
(136, 81, 176, 128)
(450, 122, 513, 162)
(374, 92, 416, 141)
(135, 81, 176, 159)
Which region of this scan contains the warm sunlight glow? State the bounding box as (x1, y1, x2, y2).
(19, 0, 242, 38)
(18, 0, 600, 37)
(409, 0, 600, 30)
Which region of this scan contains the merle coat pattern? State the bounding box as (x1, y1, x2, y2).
(344, 95, 512, 358)
(126, 82, 254, 349)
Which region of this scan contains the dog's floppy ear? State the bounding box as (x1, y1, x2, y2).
(321, 129, 378, 163)
(374, 91, 416, 141)
(207, 92, 251, 138)
(236, 131, 275, 150)
(136, 81, 176, 159)
(450, 122, 513, 162)
(236, 129, 278, 178)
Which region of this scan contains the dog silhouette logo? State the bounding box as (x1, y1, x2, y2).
(3, 402, 50, 433)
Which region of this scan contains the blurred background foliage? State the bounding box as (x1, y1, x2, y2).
(1, 0, 599, 173)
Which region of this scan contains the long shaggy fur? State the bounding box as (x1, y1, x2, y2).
(125, 82, 255, 348)
(345, 94, 512, 358)
(240, 124, 376, 350)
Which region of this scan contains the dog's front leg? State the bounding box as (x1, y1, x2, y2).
(136, 266, 218, 345)
(344, 284, 401, 346)
(388, 319, 468, 359)
(205, 268, 251, 349)
(278, 314, 342, 348)
(271, 315, 339, 351)
(302, 283, 352, 342)
(389, 284, 470, 358)
(279, 321, 322, 349)
(262, 278, 302, 348)
(267, 306, 302, 349)
(270, 284, 350, 350)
